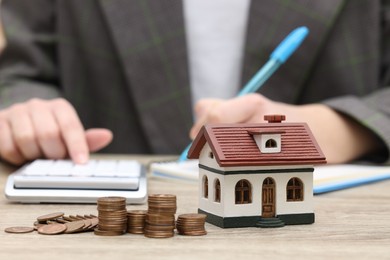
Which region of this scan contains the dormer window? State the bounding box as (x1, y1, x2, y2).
(258, 134, 281, 153)
(248, 131, 284, 153)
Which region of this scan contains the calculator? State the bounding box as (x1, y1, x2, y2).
(4, 159, 147, 204)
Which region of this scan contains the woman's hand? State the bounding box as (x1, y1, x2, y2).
(191, 93, 381, 164)
(0, 98, 113, 165)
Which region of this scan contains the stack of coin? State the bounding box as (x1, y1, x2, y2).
(127, 210, 147, 234)
(95, 197, 128, 236)
(176, 214, 207, 236)
(144, 213, 176, 238)
(145, 194, 177, 238)
(4, 195, 209, 238)
(147, 194, 177, 215)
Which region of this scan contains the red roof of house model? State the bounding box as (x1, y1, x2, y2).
(187, 115, 326, 167)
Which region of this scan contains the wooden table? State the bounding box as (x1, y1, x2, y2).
(1, 155, 390, 260)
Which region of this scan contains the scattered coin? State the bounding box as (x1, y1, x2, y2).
(62, 216, 74, 222)
(33, 221, 46, 230)
(64, 220, 85, 234)
(37, 223, 67, 235)
(89, 217, 99, 230)
(5, 213, 98, 235)
(84, 214, 97, 219)
(82, 219, 92, 231)
(4, 194, 208, 239)
(37, 212, 65, 222)
(4, 226, 34, 234)
(55, 218, 70, 224)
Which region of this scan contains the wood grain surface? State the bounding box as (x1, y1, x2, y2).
(1, 155, 389, 260)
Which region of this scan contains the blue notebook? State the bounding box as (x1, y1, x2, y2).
(150, 160, 390, 194)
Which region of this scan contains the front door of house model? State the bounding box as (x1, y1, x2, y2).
(262, 177, 275, 218)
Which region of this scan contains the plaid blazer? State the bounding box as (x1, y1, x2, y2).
(0, 0, 389, 161)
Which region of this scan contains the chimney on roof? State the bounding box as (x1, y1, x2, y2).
(264, 114, 286, 123)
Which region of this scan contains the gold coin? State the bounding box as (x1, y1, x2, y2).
(4, 226, 34, 234)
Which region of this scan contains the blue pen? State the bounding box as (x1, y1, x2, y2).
(178, 26, 309, 162)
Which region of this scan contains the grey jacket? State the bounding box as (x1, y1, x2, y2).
(0, 0, 389, 161)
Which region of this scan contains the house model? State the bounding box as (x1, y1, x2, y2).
(187, 115, 326, 228)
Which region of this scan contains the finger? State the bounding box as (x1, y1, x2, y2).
(8, 104, 43, 160)
(208, 94, 265, 123)
(193, 98, 222, 120)
(85, 128, 113, 152)
(29, 99, 67, 159)
(0, 112, 26, 165)
(190, 94, 268, 139)
(51, 99, 89, 164)
(190, 99, 223, 139)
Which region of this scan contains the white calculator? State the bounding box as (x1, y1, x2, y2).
(4, 159, 147, 204)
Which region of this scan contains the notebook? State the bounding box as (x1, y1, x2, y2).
(5, 159, 147, 204)
(150, 160, 390, 194)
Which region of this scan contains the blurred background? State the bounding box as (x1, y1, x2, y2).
(0, 26, 4, 53)
(0, 4, 5, 53)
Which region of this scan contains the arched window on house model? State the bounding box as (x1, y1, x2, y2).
(287, 177, 304, 201)
(214, 179, 221, 203)
(235, 179, 252, 204)
(203, 175, 208, 199)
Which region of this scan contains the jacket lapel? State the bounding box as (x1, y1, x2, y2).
(242, 0, 347, 103)
(98, 0, 192, 152)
